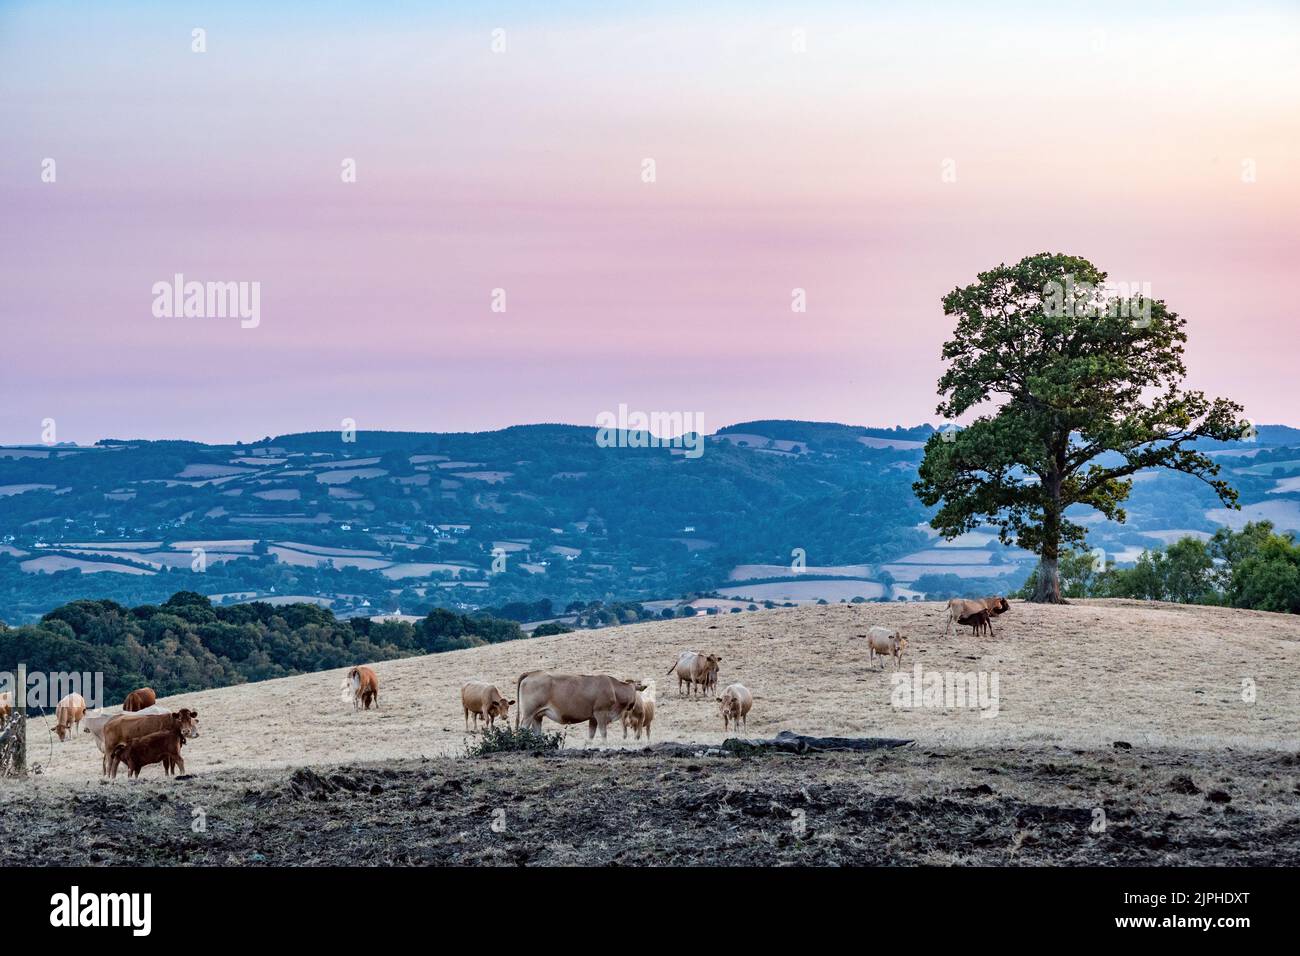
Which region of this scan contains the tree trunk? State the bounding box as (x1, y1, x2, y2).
(1030, 468, 1067, 604)
(1031, 555, 1064, 603)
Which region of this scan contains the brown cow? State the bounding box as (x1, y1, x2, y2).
(109, 726, 187, 779)
(515, 671, 646, 742)
(621, 679, 656, 741)
(717, 683, 753, 732)
(666, 651, 722, 697)
(461, 681, 514, 732)
(100, 709, 199, 776)
(945, 597, 1007, 637)
(0, 691, 11, 725)
(51, 693, 87, 742)
(344, 666, 379, 711)
(122, 687, 158, 712)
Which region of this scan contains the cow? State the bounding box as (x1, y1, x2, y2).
(666, 651, 722, 698)
(99, 709, 199, 776)
(461, 681, 514, 732)
(51, 693, 87, 742)
(0, 691, 11, 725)
(717, 683, 753, 732)
(343, 665, 379, 711)
(122, 687, 157, 712)
(108, 726, 187, 779)
(622, 679, 656, 741)
(865, 625, 908, 670)
(515, 671, 646, 742)
(945, 597, 1007, 637)
(83, 704, 171, 759)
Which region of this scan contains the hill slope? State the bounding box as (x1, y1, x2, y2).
(30, 600, 1300, 782)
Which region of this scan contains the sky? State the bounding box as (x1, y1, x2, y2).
(1, 0, 1297, 445)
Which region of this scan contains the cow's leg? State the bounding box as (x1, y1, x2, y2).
(586, 719, 597, 741)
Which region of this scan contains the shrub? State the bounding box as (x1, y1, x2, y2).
(463, 724, 564, 757)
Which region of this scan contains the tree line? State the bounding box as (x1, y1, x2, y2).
(1017, 522, 1300, 613)
(0, 591, 529, 705)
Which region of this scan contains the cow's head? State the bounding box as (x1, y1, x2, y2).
(995, 596, 1010, 614)
(490, 698, 515, 721)
(51, 724, 69, 742)
(716, 693, 736, 717)
(896, 636, 909, 655)
(173, 708, 200, 738)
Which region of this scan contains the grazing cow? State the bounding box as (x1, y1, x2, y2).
(99, 709, 199, 776)
(717, 683, 753, 732)
(344, 665, 379, 711)
(0, 691, 11, 725)
(461, 681, 514, 732)
(515, 671, 646, 742)
(51, 693, 87, 742)
(622, 679, 656, 741)
(109, 727, 187, 779)
(666, 651, 722, 697)
(865, 626, 908, 670)
(945, 598, 1005, 637)
(122, 687, 157, 712)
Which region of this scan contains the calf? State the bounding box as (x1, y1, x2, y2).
(122, 687, 157, 712)
(960, 608, 992, 637)
(51, 693, 87, 742)
(865, 625, 908, 670)
(461, 681, 514, 732)
(717, 683, 753, 732)
(109, 727, 187, 779)
(0, 691, 11, 725)
(622, 679, 656, 741)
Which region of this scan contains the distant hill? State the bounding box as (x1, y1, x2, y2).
(1, 421, 1296, 623)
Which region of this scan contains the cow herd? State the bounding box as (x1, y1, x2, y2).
(32, 685, 203, 780)
(18, 597, 1010, 781)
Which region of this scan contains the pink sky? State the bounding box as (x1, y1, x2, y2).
(2, 2, 1297, 443)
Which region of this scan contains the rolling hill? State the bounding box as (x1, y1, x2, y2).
(29, 599, 1300, 783)
(2, 421, 1298, 624)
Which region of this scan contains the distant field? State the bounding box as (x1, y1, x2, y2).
(20, 555, 154, 575)
(1208, 499, 1300, 531)
(729, 563, 873, 580)
(0, 483, 56, 496)
(719, 579, 885, 602)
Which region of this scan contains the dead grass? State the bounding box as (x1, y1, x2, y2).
(28, 599, 1300, 783)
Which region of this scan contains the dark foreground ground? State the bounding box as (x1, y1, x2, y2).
(2, 744, 1298, 865)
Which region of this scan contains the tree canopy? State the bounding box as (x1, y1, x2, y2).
(915, 253, 1246, 602)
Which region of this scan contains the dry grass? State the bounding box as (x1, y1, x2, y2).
(29, 599, 1300, 783)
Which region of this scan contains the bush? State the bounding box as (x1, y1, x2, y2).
(463, 724, 565, 757)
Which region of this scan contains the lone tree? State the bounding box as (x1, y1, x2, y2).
(914, 253, 1245, 603)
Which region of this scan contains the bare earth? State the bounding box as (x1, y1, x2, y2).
(4, 600, 1299, 865)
